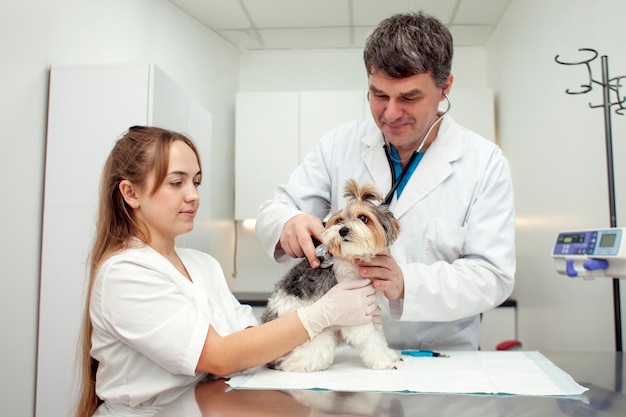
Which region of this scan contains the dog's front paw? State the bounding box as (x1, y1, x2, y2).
(386, 347, 402, 363)
(278, 350, 334, 372)
(361, 347, 402, 370)
(277, 332, 337, 372)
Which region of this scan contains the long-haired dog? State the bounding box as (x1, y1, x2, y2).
(261, 179, 402, 372)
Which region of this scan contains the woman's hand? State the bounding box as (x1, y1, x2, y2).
(297, 279, 376, 339)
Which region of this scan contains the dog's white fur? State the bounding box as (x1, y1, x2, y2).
(262, 179, 401, 372)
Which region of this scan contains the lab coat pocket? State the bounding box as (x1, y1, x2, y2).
(423, 218, 465, 264)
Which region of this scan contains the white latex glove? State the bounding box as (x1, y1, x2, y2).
(297, 279, 376, 339)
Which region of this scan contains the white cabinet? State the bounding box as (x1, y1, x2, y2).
(234, 89, 494, 220)
(36, 64, 212, 417)
(298, 91, 369, 160)
(480, 301, 518, 350)
(235, 92, 299, 220)
(235, 90, 369, 219)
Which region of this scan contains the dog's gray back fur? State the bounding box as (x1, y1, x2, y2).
(260, 259, 337, 323)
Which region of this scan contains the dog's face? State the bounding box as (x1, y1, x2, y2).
(322, 179, 400, 262)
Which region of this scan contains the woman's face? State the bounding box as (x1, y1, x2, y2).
(134, 140, 201, 247)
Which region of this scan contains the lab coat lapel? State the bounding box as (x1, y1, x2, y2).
(393, 117, 462, 219)
(362, 130, 392, 195)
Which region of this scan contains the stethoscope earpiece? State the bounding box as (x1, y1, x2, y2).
(441, 93, 452, 114)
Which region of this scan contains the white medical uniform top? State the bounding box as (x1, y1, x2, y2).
(90, 242, 258, 416)
(256, 115, 515, 351)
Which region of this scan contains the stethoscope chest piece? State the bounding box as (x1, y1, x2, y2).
(315, 244, 334, 268)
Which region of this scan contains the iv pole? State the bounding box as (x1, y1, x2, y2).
(555, 48, 624, 352)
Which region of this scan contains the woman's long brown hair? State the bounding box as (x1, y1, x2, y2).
(74, 126, 201, 417)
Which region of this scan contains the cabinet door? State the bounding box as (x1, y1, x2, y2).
(37, 65, 212, 417)
(235, 92, 299, 219)
(37, 65, 151, 417)
(480, 305, 517, 350)
(299, 91, 367, 161)
(150, 65, 188, 132)
(176, 98, 213, 250)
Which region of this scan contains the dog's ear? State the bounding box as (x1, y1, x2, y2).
(359, 183, 383, 204)
(379, 206, 401, 243)
(342, 179, 383, 204)
(342, 179, 359, 201)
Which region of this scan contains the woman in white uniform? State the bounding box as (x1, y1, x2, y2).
(74, 126, 378, 417)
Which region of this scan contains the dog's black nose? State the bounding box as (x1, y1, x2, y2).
(339, 227, 349, 237)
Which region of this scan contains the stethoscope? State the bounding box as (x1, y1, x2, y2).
(382, 93, 452, 206)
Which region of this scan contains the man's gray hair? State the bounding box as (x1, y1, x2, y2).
(363, 11, 453, 87)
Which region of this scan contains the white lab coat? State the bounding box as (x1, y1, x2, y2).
(90, 242, 258, 415)
(256, 115, 515, 350)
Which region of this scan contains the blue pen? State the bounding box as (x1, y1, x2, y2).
(401, 349, 449, 358)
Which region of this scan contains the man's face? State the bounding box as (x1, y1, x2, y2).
(368, 69, 452, 155)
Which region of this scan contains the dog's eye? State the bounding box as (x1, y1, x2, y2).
(358, 215, 368, 224)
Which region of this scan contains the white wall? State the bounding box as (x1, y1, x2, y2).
(233, 47, 493, 292)
(6, 0, 626, 415)
(237, 4, 626, 354)
(487, 0, 626, 351)
(238, 47, 490, 92)
(0, 1, 239, 415)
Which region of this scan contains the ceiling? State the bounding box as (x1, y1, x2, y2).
(167, 0, 512, 51)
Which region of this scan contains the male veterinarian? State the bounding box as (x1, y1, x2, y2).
(255, 11, 515, 351)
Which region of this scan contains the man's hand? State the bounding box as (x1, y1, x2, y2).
(279, 214, 325, 268)
(356, 250, 405, 300)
